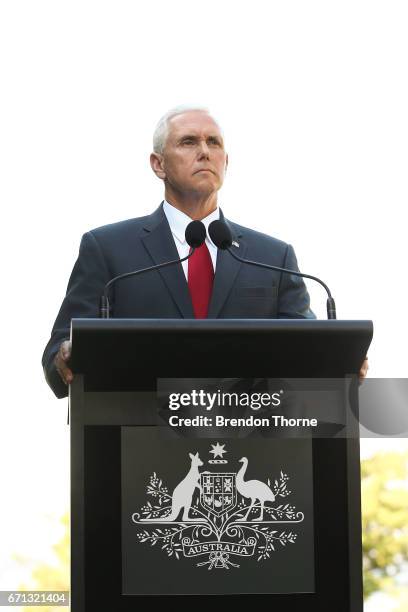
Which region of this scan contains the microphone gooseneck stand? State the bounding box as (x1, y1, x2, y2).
(208, 219, 337, 320)
(100, 219, 207, 318)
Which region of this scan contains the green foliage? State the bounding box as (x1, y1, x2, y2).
(20, 514, 69, 612)
(361, 451, 408, 600)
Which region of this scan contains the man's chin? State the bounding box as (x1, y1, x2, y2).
(191, 176, 221, 192)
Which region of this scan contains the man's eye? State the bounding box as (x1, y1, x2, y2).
(182, 139, 195, 145)
(208, 138, 221, 146)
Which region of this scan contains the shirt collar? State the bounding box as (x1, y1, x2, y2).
(163, 199, 220, 244)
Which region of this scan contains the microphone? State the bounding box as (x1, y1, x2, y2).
(185, 220, 207, 248)
(208, 220, 337, 320)
(100, 220, 206, 318)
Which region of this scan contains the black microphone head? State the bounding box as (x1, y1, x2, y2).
(185, 220, 206, 248)
(208, 220, 233, 250)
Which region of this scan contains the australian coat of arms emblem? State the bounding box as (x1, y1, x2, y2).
(131, 443, 304, 570)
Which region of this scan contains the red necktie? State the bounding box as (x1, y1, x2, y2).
(188, 242, 214, 318)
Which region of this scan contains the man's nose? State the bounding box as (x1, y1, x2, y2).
(197, 139, 210, 159)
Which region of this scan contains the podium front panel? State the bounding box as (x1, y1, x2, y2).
(70, 319, 373, 611)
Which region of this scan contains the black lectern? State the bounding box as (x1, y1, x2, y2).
(69, 319, 373, 612)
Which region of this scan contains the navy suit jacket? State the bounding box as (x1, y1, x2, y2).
(42, 203, 314, 398)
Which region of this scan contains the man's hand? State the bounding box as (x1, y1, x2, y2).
(359, 356, 369, 382)
(54, 340, 73, 385)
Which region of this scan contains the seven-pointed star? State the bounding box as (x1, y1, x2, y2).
(210, 443, 227, 459)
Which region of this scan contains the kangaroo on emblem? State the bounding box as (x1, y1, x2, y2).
(154, 452, 205, 522)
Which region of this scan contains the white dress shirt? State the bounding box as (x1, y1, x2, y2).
(163, 200, 219, 281)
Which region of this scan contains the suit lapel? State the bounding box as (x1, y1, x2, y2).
(207, 218, 246, 318)
(141, 205, 194, 318)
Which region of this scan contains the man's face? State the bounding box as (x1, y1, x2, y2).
(152, 111, 228, 197)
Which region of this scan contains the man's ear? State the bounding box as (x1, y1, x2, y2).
(150, 152, 166, 180)
(225, 153, 229, 173)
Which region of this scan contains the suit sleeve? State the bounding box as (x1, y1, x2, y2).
(41, 231, 111, 399)
(277, 244, 316, 319)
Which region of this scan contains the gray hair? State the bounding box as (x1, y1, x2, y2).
(152, 105, 223, 155)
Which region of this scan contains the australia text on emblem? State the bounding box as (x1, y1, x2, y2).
(131, 444, 304, 570)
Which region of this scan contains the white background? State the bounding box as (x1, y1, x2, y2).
(0, 1, 407, 609)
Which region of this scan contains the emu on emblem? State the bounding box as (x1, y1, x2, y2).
(200, 473, 236, 516)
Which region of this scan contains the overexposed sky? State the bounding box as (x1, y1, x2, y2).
(0, 1, 407, 606)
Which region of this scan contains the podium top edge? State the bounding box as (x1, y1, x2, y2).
(71, 318, 373, 333)
(69, 319, 373, 378)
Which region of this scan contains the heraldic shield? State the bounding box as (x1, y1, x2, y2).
(200, 473, 236, 517)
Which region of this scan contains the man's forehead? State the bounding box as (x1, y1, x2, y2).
(168, 111, 222, 138)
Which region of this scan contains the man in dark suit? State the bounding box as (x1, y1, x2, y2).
(42, 106, 367, 398)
